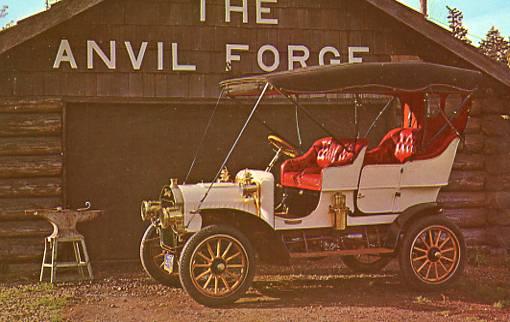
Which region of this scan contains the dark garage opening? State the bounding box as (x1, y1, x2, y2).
(65, 101, 385, 260)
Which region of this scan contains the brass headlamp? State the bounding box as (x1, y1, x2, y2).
(140, 201, 162, 221)
(160, 207, 185, 231)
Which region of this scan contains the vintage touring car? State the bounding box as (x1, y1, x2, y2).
(139, 62, 481, 306)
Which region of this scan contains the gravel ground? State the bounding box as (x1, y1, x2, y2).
(1, 251, 509, 321)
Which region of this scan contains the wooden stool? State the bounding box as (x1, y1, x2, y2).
(25, 205, 102, 283)
(41, 235, 93, 283)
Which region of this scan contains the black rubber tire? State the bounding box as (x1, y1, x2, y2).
(140, 225, 180, 287)
(179, 225, 256, 307)
(341, 255, 392, 274)
(399, 215, 466, 291)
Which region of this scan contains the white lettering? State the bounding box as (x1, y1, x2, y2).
(157, 42, 164, 70)
(348, 46, 369, 63)
(225, 0, 248, 23)
(319, 46, 341, 65)
(52, 39, 371, 72)
(172, 43, 197, 71)
(256, 0, 278, 25)
(200, 0, 206, 22)
(288, 45, 310, 70)
(226, 44, 249, 71)
(87, 40, 116, 69)
(257, 44, 280, 72)
(53, 39, 77, 69)
(125, 41, 148, 70)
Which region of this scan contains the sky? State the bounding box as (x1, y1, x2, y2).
(397, 0, 510, 43)
(0, 0, 509, 44)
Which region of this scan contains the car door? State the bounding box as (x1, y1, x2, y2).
(356, 164, 403, 214)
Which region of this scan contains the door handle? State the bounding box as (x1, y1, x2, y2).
(357, 193, 365, 199)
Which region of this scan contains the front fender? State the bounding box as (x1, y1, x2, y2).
(200, 209, 290, 265)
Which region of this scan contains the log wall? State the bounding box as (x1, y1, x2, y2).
(1, 95, 509, 277)
(0, 99, 63, 277)
(438, 93, 510, 249)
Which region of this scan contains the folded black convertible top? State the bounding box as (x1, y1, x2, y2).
(220, 62, 482, 96)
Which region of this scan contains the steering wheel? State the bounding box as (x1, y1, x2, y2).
(267, 134, 299, 158)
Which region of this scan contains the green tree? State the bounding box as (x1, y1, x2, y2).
(0, 5, 7, 19)
(0, 4, 14, 29)
(479, 26, 510, 65)
(507, 37, 510, 68)
(446, 6, 471, 45)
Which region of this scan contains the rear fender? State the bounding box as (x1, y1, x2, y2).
(384, 203, 442, 249)
(200, 209, 290, 265)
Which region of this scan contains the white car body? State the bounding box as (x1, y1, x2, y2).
(177, 138, 459, 233)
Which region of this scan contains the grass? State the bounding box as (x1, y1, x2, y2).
(457, 279, 510, 303)
(493, 300, 510, 309)
(455, 266, 510, 312)
(466, 248, 489, 267)
(0, 283, 70, 321)
(413, 295, 432, 304)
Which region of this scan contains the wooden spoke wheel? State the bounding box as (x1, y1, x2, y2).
(179, 225, 256, 306)
(341, 254, 392, 274)
(140, 225, 180, 287)
(399, 216, 465, 290)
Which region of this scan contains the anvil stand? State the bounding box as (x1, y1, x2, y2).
(26, 203, 102, 283)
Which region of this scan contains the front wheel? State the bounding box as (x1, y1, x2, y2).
(179, 225, 256, 306)
(399, 215, 465, 291)
(140, 225, 180, 287)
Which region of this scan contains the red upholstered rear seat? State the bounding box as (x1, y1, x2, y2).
(365, 128, 422, 165)
(281, 137, 368, 191)
(364, 126, 462, 165)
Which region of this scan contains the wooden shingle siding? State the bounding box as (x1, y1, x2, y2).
(0, 0, 477, 100)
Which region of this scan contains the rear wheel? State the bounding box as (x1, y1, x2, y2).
(140, 225, 180, 287)
(341, 254, 392, 274)
(399, 215, 465, 291)
(179, 225, 256, 306)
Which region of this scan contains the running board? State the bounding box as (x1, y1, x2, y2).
(289, 247, 395, 259)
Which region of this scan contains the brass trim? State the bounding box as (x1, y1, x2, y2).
(237, 170, 262, 216)
(141, 201, 161, 221)
(284, 219, 302, 225)
(218, 167, 232, 183)
(330, 193, 348, 230)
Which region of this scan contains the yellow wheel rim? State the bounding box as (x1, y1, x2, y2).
(189, 234, 249, 298)
(409, 225, 461, 285)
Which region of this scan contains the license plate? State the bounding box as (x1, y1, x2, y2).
(163, 253, 174, 273)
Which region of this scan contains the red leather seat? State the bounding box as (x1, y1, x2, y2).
(394, 128, 420, 162)
(281, 137, 368, 191)
(365, 128, 421, 164)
